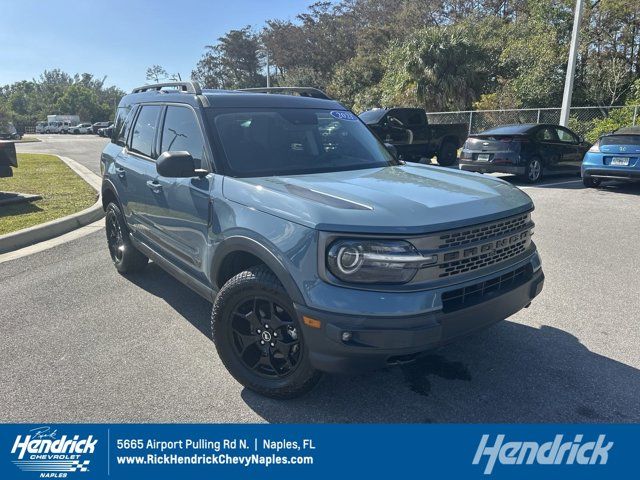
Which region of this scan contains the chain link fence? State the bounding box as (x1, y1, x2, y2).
(427, 105, 640, 139)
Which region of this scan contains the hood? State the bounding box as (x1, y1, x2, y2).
(222, 164, 533, 234)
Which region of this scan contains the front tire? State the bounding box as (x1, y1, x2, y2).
(437, 140, 458, 167)
(105, 202, 148, 273)
(211, 266, 321, 399)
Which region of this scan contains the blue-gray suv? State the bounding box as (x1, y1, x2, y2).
(100, 82, 545, 398)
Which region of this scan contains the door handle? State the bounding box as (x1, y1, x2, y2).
(115, 166, 126, 178)
(146, 180, 163, 193)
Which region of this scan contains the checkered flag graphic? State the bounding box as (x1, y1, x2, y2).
(69, 460, 90, 472)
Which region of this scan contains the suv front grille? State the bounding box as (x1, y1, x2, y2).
(441, 264, 532, 313)
(438, 233, 529, 278)
(439, 213, 529, 248)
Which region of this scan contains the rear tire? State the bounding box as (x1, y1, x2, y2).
(211, 266, 322, 399)
(522, 157, 543, 183)
(583, 176, 601, 188)
(437, 141, 458, 167)
(105, 202, 148, 274)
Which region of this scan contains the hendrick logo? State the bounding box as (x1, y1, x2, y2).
(473, 434, 613, 475)
(10, 427, 97, 477)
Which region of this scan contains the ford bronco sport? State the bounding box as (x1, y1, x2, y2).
(101, 82, 544, 398)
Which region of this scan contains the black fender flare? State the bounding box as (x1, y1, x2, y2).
(101, 179, 119, 210)
(211, 235, 305, 305)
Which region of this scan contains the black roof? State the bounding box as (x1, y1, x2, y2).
(477, 123, 544, 135)
(119, 83, 345, 110)
(613, 126, 640, 135)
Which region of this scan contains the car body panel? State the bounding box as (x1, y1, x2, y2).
(222, 164, 533, 234)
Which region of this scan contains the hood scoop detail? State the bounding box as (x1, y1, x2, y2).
(284, 184, 373, 210)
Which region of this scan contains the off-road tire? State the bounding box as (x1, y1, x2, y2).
(437, 140, 458, 167)
(211, 266, 321, 399)
(105, 202, 148, 274)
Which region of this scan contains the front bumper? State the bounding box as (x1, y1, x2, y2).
(296, 257, 544, 374)
(459, 161, 525, 175)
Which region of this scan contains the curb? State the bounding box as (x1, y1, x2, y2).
(0, 155, 104, 254)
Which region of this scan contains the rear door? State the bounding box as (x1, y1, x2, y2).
(152, 105, 213, 281)
(119, 104, 163, 242)
(533, 126, 563, 173)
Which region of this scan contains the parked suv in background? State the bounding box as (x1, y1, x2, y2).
(459, 123, 590, 183)
(101, 82, 544, 398)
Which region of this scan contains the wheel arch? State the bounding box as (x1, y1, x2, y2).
(101, 180, 119, 211)
(212, 236, 305, 305)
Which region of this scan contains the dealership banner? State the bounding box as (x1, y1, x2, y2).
(0, 423, 634, 479)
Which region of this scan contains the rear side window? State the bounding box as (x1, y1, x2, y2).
(113, 105, 134, 146)
(536, 127, 557, 142)
(129, 105, 162, 158)
(160, 106, 206, 167)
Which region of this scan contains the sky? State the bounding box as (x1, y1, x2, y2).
(0, 0, 315, 92)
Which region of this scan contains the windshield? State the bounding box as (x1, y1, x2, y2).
(600, 135, 640, 146)
(208, 108, 396, 177)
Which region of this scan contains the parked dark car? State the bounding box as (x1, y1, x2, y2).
(359, 107, 467, 166)
(582, 126, 640, 187)
(0, 122, 22, 140)
(459, 123, 590, 183)
(92, 121, 113, 134)
(100, 82, 544, 398)
(0, 141, 18, 177)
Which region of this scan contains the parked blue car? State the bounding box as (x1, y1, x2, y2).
(582, 126, 640, 187)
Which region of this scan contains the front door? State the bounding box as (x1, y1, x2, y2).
(555, 126, 582, 171)
(152, 105, 213, 282)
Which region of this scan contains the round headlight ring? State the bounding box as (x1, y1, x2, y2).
(336, 245, 363, 274)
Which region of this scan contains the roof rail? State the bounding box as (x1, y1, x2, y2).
(239, 87, 331, 100)
(131, 81, 202, 95)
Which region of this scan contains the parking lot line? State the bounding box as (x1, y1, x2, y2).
(520, 179, 583, 189)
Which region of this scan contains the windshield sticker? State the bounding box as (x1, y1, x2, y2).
(330, 111, 358, 121)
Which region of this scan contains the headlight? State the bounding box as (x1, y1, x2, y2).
(326, 239, 434, 284)
(588, 141, 600, 152)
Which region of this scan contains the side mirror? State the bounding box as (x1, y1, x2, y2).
(156, 151, 207, 178)
(384, 142, 398, 159)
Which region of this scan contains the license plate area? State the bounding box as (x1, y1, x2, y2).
(610, 157, 630, 166)
(476, 153, 491, 162)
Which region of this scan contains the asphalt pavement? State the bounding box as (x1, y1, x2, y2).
(1, 135, 638, 423)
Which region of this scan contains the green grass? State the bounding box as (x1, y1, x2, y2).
(0, 153, 97, 235)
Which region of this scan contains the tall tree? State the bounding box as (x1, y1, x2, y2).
(146, 65, 168, 83)
(192, 27, 265, 89)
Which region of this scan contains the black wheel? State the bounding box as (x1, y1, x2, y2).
(583, 176, 601, 188)
(523, 157, 543, 183)
(105, 202, 148, 273)
(211, 266, 321, 399)
(437, 140, 458, 167)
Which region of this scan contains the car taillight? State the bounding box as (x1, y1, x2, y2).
(589, 141, 600, 153)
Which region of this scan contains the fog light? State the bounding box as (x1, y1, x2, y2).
(341, 331, 352, 342)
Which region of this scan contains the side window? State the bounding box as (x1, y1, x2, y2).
(160, 106, 206, 168)
(113, 105, 134, 146)
(129, 105, 162, 158)
(405, 110, 424, 126)
(556, 128, 577, 143)
(536, 127, 557, 142)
